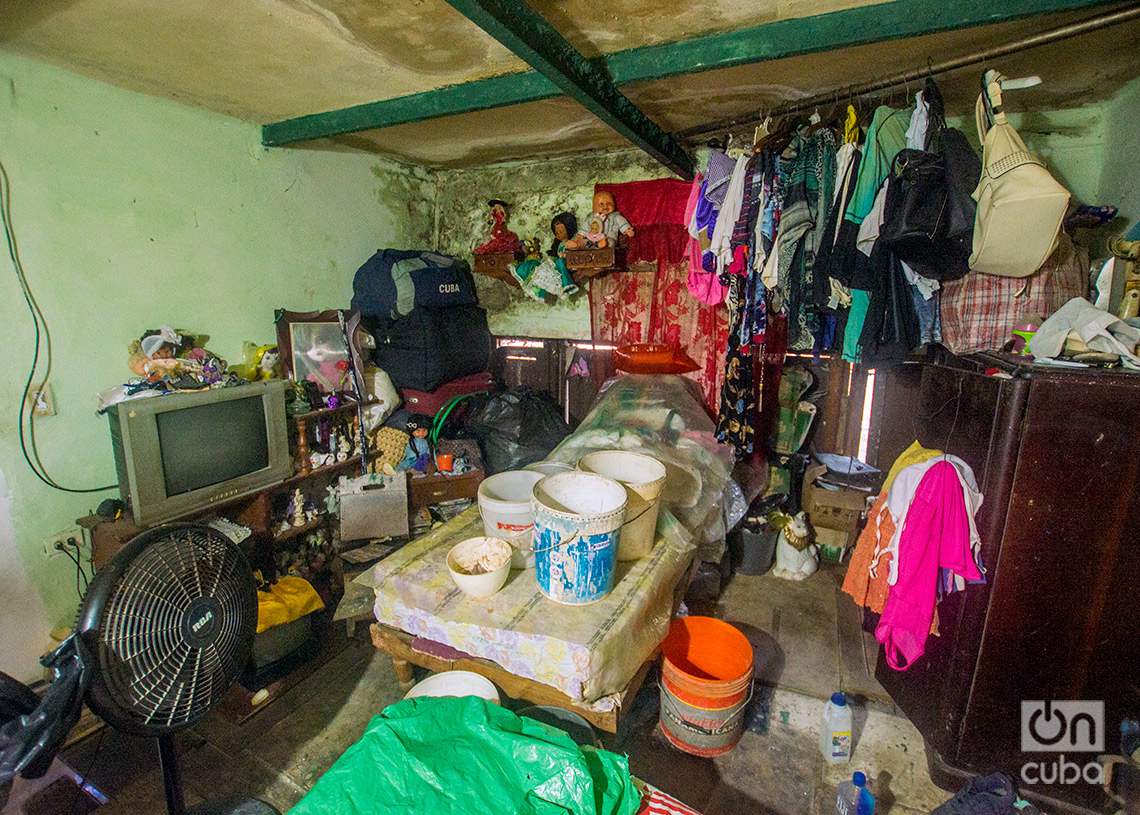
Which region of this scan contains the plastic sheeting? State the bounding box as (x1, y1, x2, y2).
(367, 506, 695, 706)
(287, 696, 641, 815)
(544, 375, 740, 558)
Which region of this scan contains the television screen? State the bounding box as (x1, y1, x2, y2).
(156, 395, 270, 496)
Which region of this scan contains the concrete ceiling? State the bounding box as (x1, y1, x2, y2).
(2, 0, 1138, 168)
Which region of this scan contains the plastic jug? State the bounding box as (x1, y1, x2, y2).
(835, 771, 876, 815)
(819, 692, 853, 763)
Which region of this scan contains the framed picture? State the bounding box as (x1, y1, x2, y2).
(274, 309, 365, 393)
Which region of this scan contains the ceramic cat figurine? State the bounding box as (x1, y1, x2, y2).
(772, 511, 817, 581)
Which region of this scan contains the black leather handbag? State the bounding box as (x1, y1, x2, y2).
(879, 79, 980, 282)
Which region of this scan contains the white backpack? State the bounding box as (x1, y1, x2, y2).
(969, 71, 1070, 278)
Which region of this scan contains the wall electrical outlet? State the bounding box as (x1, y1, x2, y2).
(44, 528, 82, 557)
(26, 385, 55, 417)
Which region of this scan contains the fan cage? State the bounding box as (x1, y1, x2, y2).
(93, 526, 256, 731)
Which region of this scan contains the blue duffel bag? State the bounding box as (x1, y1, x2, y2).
(351, 249, 476, 318)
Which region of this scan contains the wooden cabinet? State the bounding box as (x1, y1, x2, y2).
(871, 351, 1140, 813)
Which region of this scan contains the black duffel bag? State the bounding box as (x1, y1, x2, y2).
(365, 304, 491, 392)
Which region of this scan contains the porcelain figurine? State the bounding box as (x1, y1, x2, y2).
(474, 198, 522, 255)
(771, 511, 817, 581)
(291, 488, 306, 527)
(336, 435, 351, 462)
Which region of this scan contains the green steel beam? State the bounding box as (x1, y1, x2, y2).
(261, 0, 1115, 151)
(438, 0, 695, 178)
(604, 0, 1118, 85)
(262, 71, 558, 147)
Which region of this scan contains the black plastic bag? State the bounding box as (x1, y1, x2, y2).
(0, 635, 90, 785)
(463, 388, 571, 475)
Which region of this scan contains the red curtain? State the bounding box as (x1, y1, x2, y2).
(588, 179, 728, 411)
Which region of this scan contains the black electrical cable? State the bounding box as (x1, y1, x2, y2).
(59, 545, 88, 597)
(76, 723, 107, 802)
(0, 160, 115, 493)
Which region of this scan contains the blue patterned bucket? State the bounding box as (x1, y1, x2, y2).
(531, 472, 627, 605)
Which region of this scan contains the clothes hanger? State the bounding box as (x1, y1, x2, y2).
(753, 116, 772, 148)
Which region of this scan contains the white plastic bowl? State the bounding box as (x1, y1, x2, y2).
(403, 670, 501, 704)
(447, 536, 512, 598)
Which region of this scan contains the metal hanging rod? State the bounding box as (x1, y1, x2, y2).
(676, 3, 1140, 141)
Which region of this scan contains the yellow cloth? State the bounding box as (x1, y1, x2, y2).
(257, 576, 325, 633)
(881, 440, 942, 493)
(843, 104, 860, 145)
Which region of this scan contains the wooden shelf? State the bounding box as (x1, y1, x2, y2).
(289, 398, 376, 423)
(282, 454, 377, 487)
(274, 516, 325, 542)
(472, 251, 521, 288)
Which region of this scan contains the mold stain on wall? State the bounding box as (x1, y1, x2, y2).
(434, 147, 671, 338)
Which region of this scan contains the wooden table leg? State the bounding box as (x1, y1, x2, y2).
(392, 655, 415, 693)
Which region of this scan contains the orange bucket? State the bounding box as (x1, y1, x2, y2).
(659, 616, 754, 756)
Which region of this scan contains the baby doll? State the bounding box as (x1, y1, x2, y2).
(521, 237, 543, 261)
(547, 212, 579, 258)
(582, 215, 608, 249)
(566, 191, 635, 250)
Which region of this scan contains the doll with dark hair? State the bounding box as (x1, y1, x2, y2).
(547, 212, 578, 259)
(475, 199, 522, 255)
(396, 414, 434, 472)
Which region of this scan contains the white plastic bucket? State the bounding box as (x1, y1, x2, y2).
(477, 470, 545, 568)
(577, 451, 667, 560)
(523, 460, 575, 476)
(531, 472, 627, 605)
(404, 670, 501, 704)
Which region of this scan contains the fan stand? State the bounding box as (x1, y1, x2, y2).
(157, 734, 280, 815)
(157, 734, 186, 815)
(76, 524, 280, 815)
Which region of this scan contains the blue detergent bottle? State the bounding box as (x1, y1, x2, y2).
(835, 771, 876, 815)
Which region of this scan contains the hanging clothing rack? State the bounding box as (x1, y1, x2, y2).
(676, 3, 1140, 141)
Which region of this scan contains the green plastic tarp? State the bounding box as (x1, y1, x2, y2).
(287, 696, 643, 815)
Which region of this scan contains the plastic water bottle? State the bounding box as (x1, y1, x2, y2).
(819, 692, 853, 763)
(835, 772, 876, 815)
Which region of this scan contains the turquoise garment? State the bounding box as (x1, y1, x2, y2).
(843, 290, 870, 363)
(844, 106, 911, 225)
(512, 257, 577, 300)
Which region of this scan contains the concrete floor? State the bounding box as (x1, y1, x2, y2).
(42, 563, 953, 815)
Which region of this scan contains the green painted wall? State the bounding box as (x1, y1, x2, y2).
(949, 104, 1107, 205)
(0, 52, 435, 680)
(433, 149, 670, 339)
(1099, 74, 1140, 240)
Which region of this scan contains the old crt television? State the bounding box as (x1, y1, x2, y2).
(108, 380, 291, 525)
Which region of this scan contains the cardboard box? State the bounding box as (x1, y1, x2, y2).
(814, 526, 857, 563)
(802, 464, 869, 533)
